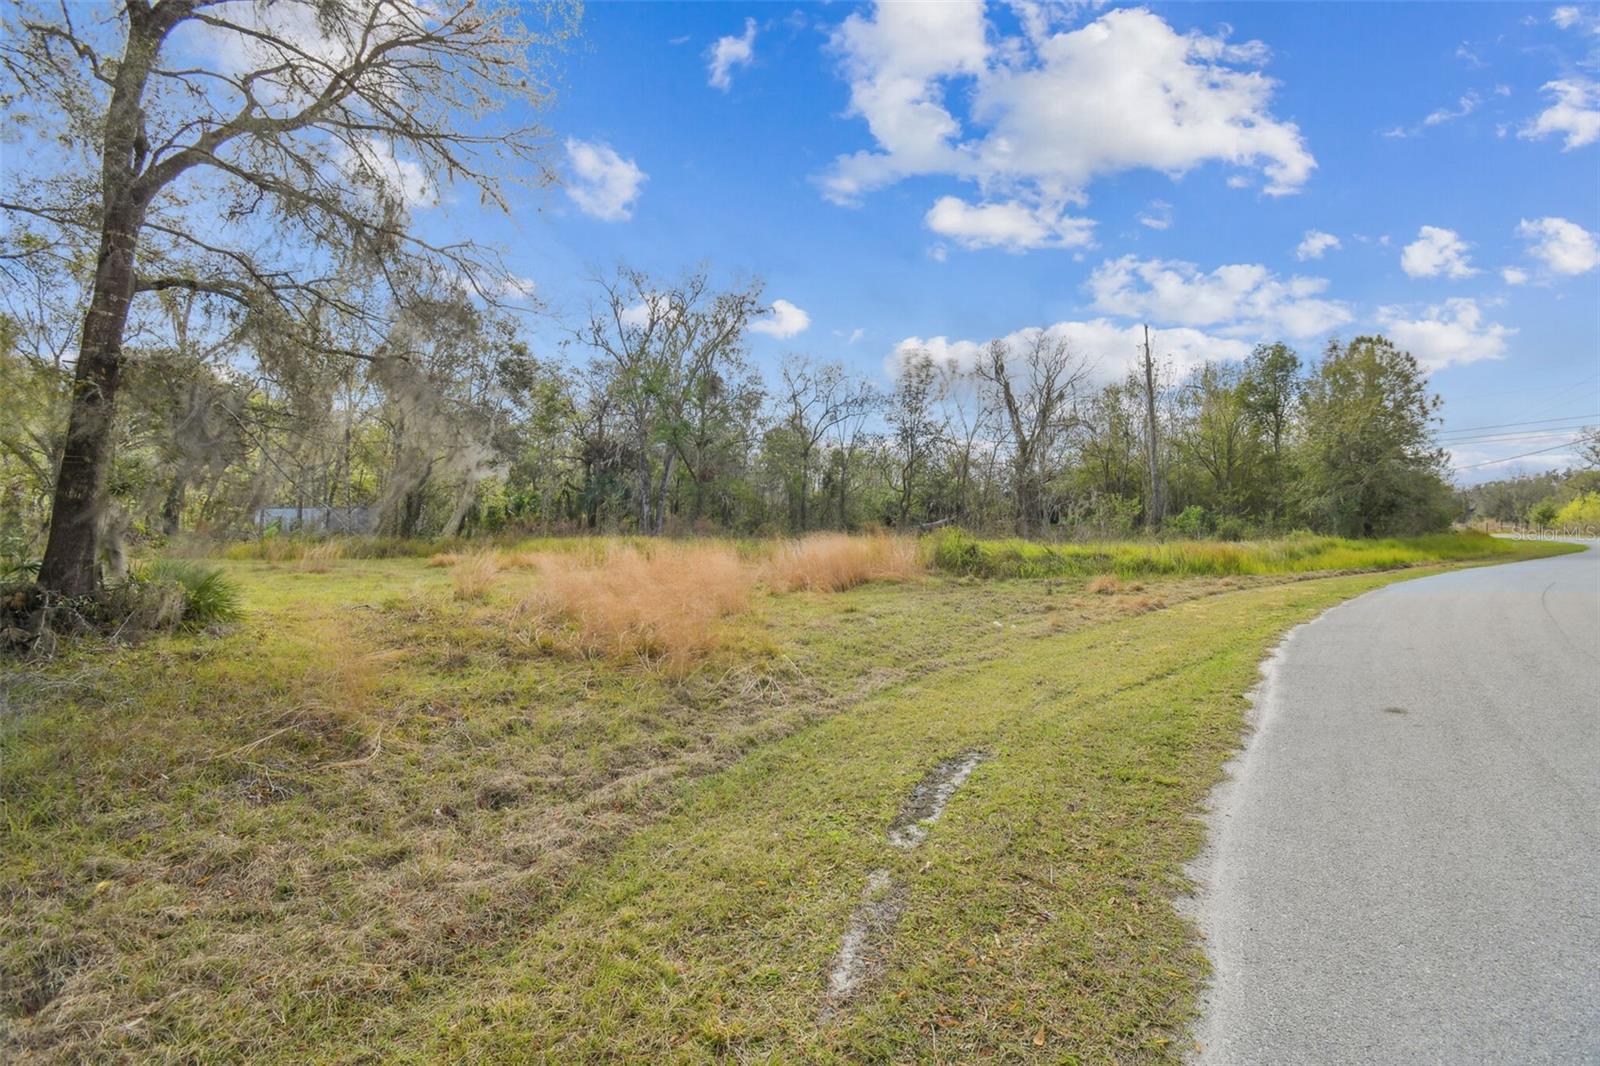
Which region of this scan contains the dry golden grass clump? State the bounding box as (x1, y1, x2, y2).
(1086, 574, 1122, 595)
(764, 533, 925, 593)
(294, 540, 345, 573)
(518, 543, 758, 667)
(451, 553, 500, 601)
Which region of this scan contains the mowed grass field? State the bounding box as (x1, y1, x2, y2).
(0, 532, 1579, 1062)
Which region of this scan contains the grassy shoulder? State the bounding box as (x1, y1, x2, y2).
(0, 535, 1577, 1061)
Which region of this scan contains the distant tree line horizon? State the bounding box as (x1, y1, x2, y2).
(4, 258, 1481, 570)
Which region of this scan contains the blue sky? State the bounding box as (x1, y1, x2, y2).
(433, 2, 1598, 481)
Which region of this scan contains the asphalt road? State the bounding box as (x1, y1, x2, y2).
(1188, 540, 1600, 1065)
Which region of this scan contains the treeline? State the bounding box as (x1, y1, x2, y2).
(1461, 464, 1600, 530)
(2, 268, 1461, 573)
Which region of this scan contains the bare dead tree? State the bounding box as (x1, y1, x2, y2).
(886, 348, 945, 527)
(1, 0, 576, 594)
(1141, 325, 1164, 530)
(772, 355, 875, 532)
(975, 330, 1089, 537)
(581, 268, 762, 534)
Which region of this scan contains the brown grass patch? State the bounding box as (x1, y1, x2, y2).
(1086, 574, 1122, 595)
(1122, 594, 1167, 614)
(294, 541, 345, 573)
(765, 533, 925, 593)
(516, 543, 758, 668)
(451, 554, 500, 601)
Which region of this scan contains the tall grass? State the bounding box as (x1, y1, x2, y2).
(451, 553, 500, 601)
(765, 533, 925, 592)
(517, 543, 759, 669)
(927, 527, 1524, 579)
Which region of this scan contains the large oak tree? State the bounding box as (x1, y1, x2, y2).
(1, 0, 575, 595)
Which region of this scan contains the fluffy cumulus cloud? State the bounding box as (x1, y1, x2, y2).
(890, 320, 1252, 384)
(707, 18, 757, 91)
(820, 4, 1314, 251)
(1400, 226, 1477, 279)
(1520, 78, 1600, 149)
(1087, 255, 1352, 338)
(1295, 229, 1341, 260)
(1516, 216, 1600, 275)
(1376, 298, 1514, 370)
(750, 298, 811, 338)
(564, 139, 647, 221)
(1502, 267, 1530, 285)
(924, 196, 1094, 251)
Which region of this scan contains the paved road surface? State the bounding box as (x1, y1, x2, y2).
(1189, 541, 1600, 1065)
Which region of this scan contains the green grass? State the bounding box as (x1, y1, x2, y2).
(0, 534, 1579, 1062)
(928, 528, 1534, 579)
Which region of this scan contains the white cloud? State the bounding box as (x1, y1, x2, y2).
(751, 298, 811, 338)
(1087, 255, 1351, 338)
(890, 320, 1252, 384)
(564, 138, 647, 221)
(1401, 225, 1477, 279)
(1295, 229, 1341, 261)
(707, 18, 757, 91)
(820, 5, 1314, 239)
(969, 10, 1313, 195)
(1423, 92, 1480, 127)
(335, 137, 432, 209)
(1502, 267, 1530, 285)
(1377, 298, 1514, 370)
(1520, 78, 1600, 149)
(498, 275, 537, 299)
(1550, 5, 1600, 32)
(1516, 216, 1600, 275)
(820, 1, 988, 205)
(924, 195, 1095, 251)
(1137, 200, 1173, 231)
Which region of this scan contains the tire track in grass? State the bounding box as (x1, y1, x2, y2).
(824, 749, 991, 1017)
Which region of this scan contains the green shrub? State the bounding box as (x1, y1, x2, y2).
(133, 560, 243, 630)
(1553, 492, 1600, 532)
(1166, 506, 1212, 539)
(1213, 515, 1253, 542)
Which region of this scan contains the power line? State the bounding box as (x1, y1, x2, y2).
(1432, 413, 1599, 439)
(1450, 436, 1585, 471)
(1437, 426, 1598, 447)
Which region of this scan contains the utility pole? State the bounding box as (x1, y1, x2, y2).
(1142, 325, 1163, 532)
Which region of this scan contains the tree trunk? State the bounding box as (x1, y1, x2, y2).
(1141, 326, 1164, 532)
(161, 472, 186, 535)
(37, 205, 146, 596)
(440, 477, 477, 538)
(635, 428, 651, 533)
(651, 451, 675, 534)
